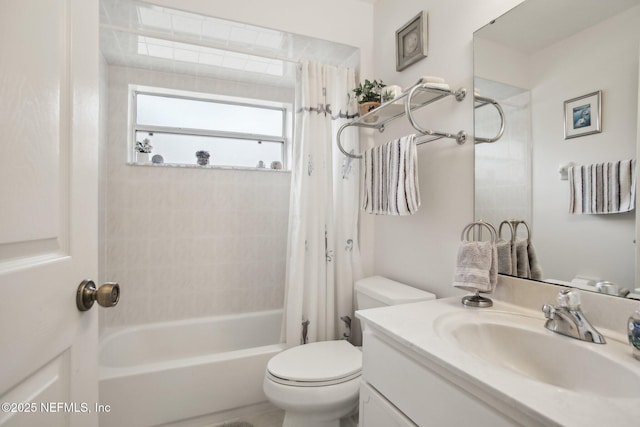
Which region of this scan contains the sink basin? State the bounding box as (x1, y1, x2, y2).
(435, 310, 640, 398)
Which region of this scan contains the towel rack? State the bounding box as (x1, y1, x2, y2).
(461, 220, 497, 243)
(474, 95, 506, 144)
(336, 82, 468, 159)
(459, 220, 497, 308)
(498, 219, 531, 242)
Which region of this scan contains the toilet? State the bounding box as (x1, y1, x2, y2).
(263, 276, 435, 427)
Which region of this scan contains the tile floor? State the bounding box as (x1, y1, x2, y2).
(213, 409, 284, 427)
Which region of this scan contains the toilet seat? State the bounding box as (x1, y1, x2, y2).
(266, 340, 362, 387)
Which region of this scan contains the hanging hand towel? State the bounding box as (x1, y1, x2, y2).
(453, 240, 497, 293)
(528, 240, 543, 280)
(361, 134, 421, 215)
(569, 159, 637, 214)
(515, 238, 531, 279)
(496, 239, 513, 275)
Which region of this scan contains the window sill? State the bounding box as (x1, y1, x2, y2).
(126, 162, 290, 173)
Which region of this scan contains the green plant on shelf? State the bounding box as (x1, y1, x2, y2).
(353, 79, 386, 104)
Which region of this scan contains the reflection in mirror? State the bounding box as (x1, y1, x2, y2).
(474, 0, 640, 299)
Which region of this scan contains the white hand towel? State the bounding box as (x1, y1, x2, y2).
(510, 237, 518, 276)
(453, 240, 497, 293)
(417, 76, 445, 84)
(515, 238, 530, 279)
(569, 159, 637, 214)
(527, 241, 543, 280)
(414, 77, 450, 91)
(496, 239, 513, 275)
(361, 134, 420, 215)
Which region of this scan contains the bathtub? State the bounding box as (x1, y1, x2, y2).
(99, 309, 285, 427)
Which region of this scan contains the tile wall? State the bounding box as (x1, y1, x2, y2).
(474, 84, 532, 231)
(101, 65, 292, 328)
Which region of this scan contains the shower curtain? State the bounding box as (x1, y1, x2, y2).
(283, 61, 362, 347)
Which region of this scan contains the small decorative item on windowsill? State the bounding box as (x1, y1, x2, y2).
(196, 150, 210, 166)
(135, 138, 152, 164)
(353, 79, 386, 123)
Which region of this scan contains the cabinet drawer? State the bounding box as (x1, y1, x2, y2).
(362, 331, 518, 427)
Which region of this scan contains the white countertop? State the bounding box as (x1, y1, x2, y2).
(356, 297, 640, 427)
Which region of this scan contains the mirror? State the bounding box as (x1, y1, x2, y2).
(474, 0, 640, 299)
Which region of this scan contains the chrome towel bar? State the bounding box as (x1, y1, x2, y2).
(474, 95, 506, 144)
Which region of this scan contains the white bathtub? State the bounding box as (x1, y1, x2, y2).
(99, 310, 285, 427)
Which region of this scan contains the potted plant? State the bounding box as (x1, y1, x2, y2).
(353, 79, 386, 118)
(135, 138, 152, 164)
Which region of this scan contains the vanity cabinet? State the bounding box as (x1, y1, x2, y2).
(359, 329, 519, 427)
(359, 382, 416, 427)
(358, 296, 640, 426)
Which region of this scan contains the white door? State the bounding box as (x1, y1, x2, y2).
(0, 0, 101, 426)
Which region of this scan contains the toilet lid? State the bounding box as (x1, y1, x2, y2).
(267, 340, 362, 384)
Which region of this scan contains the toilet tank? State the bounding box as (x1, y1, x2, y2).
(355, 276, 435, 310)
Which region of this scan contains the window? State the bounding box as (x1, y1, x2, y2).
(131, 87, 289, 169)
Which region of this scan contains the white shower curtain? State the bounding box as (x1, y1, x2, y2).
(283, 61, 362, 347)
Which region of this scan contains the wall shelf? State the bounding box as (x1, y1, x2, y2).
(337, 82, 467, 159)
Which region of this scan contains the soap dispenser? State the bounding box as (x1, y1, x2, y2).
(628, 309, 640, 360)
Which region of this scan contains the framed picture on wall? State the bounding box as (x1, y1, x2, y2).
(395, 11, 428, 72)
(563, 90, 602, 139)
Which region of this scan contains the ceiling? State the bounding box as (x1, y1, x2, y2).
(100, 0, 359, 88)
(476, 0, 640, 54)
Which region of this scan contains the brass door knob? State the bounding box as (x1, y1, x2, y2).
(76, 280, 120, 311)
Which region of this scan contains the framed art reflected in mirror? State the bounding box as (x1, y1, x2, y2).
(564, 90, 602, 139)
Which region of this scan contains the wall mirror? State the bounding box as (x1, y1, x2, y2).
(474, 0, 640, 299)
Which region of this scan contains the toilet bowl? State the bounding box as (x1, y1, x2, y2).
(263, 276, 435, 427)
(264, 340, 361, 427)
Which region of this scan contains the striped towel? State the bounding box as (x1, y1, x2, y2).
(569, 159, 637, 214)
(361, 134, 420, 215)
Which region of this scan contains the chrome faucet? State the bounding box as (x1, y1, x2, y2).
(541, 289, 606, 344)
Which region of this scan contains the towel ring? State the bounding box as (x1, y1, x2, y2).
(513, 220, 531, 241)
(461, 220, 497, 243)
(498, 220, 531, 242)
(498, 220, 515, 241)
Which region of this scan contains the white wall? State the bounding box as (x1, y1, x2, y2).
(370, 0, 524, 297)
(475, 37, 530, 90)
(102, 66, 291, 328)
(531, 7, 640, 286)
(475, 85, 532, 230)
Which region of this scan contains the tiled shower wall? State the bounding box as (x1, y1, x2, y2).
(474, 81, 532, 231)
(100, 65, 292, 328)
